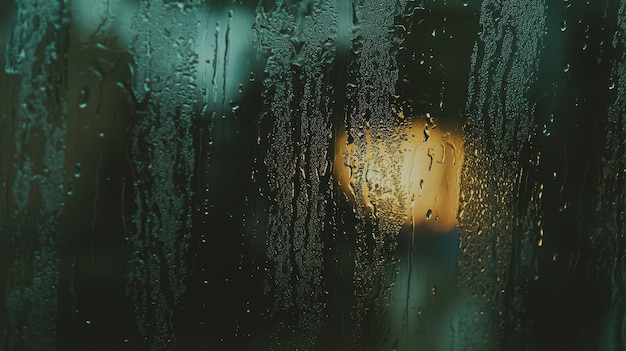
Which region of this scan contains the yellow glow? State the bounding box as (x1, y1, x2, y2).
(334, 112, 464, 232)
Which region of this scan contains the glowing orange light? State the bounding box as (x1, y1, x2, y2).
(334, 112, 464, 232)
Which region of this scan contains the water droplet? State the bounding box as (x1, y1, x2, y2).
(609, 81, 615, 90)
(548, 113, 555, 123)
(542, 125, 551, 136)
(78, 87, 89, 109)
(417, 307, 423, 315)
(563, 63, 570, 73)
(426, 209, 432, 220)
(462, 1, 469, 6)
(98, 132, 105, 138)
(560, 20, 567, 32)
(582, 43, 588, 51)
(85, 319, 92, 325)
(230, 102, 240, 113)
(559, 202, 568, 212)
(423, 126, 431, 142)
(431, 285, 437, 295)
(74, 163, 81, 178)
(431, 29, 436, 37)
(143, 78, 151, 92)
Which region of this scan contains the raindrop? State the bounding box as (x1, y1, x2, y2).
(609, 81, 615, 90)
(98, 132, 105, 138)
(230, 102, 240, 113)
(143, 78, 151, 92)
(426, 209, 432, 220)
(85, 319, 92, 325)
(423, 126, 431, 142)
(582, 43, 588, 51)
(417, 307, 423, 315)
(78, 87, 89, 109)
(563, 63, 570, 73)
(542, 125, 551, 136)
(74, 163, 81, 178)
(462, 1, 469, 6)
(431, 285, 437, 295)
(560, 20, 567, 32)
(548, 113, 555, 123)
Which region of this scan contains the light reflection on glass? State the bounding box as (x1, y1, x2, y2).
(334, 112, 463, 233)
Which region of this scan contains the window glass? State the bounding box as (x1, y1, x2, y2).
(0, 0, 624, 350)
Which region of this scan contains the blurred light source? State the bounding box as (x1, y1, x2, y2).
(334, 112, 464, 232)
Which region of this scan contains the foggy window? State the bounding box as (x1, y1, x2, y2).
(0, 0, 624, 350)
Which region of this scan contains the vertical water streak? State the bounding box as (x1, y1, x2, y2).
(257, 1, 336, 348)
(127, 1, 198, 347)
(2, 1, 67, 349)
(595, 1, 626, 347)
(346, 0, 407, 343)
(458, 0, 546, 348)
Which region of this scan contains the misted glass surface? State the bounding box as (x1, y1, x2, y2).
(0, 0, 624, 350)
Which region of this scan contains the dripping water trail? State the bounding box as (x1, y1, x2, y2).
(201, 24, 211, 103)
(222, 11, 232, 107)
(212, 21, 220, 104)
(404, 212, 415, 347)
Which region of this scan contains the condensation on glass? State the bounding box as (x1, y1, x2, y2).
(0, 0, 624, 350)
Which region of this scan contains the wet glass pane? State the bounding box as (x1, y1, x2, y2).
(0, 0, 625, 350)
